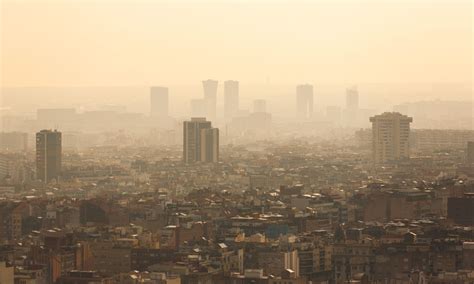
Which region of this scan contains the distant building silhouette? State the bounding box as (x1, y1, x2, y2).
(150, 87, 169, 117)
(36, 129, 62, 183)
(343, 86, 359, 127)
(370, 112, 412, 164)
(253, 99, 267, 113)
(202, 80, 218, 121)
(346, 86, 359, 109)
(183, 118, 218, 163)
(224, 80, 239, 119)
(296, 84, 313, 119)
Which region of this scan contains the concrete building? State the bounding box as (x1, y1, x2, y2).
(36, 129, 62, 183)
(370, 112, 413, 164)
(346, 86, 359, 109)
(224, 80, 239, 119)
(200, 128, 219, 163)
(150, 87, 169, 117)
(202, 79, 218, 121)
(183, 118, 219, 163)
(448, 193, 474, 225)
(296, 84, 313, 120)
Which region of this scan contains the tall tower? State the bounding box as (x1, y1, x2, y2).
(36, 129, 62, 183)
(183, 118, 218, 163)
(202, 80, 218, 121)
(150, 87, 169, 117)
(370, 112, 413, 164)
(296, 84, 313, 119)
(200, 128, 219, 163)
(346, 86, 359, 109)
(224, 80, 239, 119)
(344, 86, 359, 127)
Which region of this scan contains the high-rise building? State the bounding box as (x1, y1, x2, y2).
(202, 80, 218, 120)
(343, 86, 359, 127)
(253, 99, 267, 113)
(36, 129, 62, 183)
(183, 118, 219, 163)
(200, 128, 219, 163)
(346, 86, 359, 109)
(370, 112, 413, 164)
(296, 84, 313, 119)
(468, 141, 474, 163)
(150, 87, 169, 117)
(224, 80, 239, 119)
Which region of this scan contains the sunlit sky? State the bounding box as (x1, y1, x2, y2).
(1, 0, 472, 87)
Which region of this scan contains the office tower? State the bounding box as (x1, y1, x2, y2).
(224, 80, 239, 119)
(183, 118, 219, 163)
(468, 141, 474, 163)
(202, 80, 218, 120)
(370, 112, 413, 164)
(36, 129, 62, 183)
(150, 87, 169, 117)
(346, 86, 359, 109)
(200, 128, 219, 163)
(344, 86, 359, 127)
(191, 99, 207, 117)
(253, 99, 267, 113)
(296, 84, 314, 119)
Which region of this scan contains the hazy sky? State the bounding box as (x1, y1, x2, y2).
(1, 0, 472, 87)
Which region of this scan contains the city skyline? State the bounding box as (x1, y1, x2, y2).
(0, 1, 473, 283)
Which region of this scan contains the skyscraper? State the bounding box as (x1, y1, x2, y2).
(344, 86, 359, 127)
(346, 86, 359, 109)
(36, 129, 62, 183)
(468, 141, 474, 163)
(202, 80, 218, 120)
(200, 128, 219, 163)
(370, 112, 413, 164)
(253, 99, 267, 113)
(224, 80, 239, 119)
(150, 87, 169, 117)
(296, 84, 313, 119)
(183, 118, 219, 163)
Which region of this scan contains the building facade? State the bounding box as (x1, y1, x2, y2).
(224, 80, 239, 119)
(202, 80, 218, 121)
(296, 84, 313, 120)
(370, 112, 412, 164)
(183, 118, 219, 163)
(36, 129, 62, 183)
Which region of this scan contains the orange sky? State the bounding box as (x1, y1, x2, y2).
(1, 0, 472, 87)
